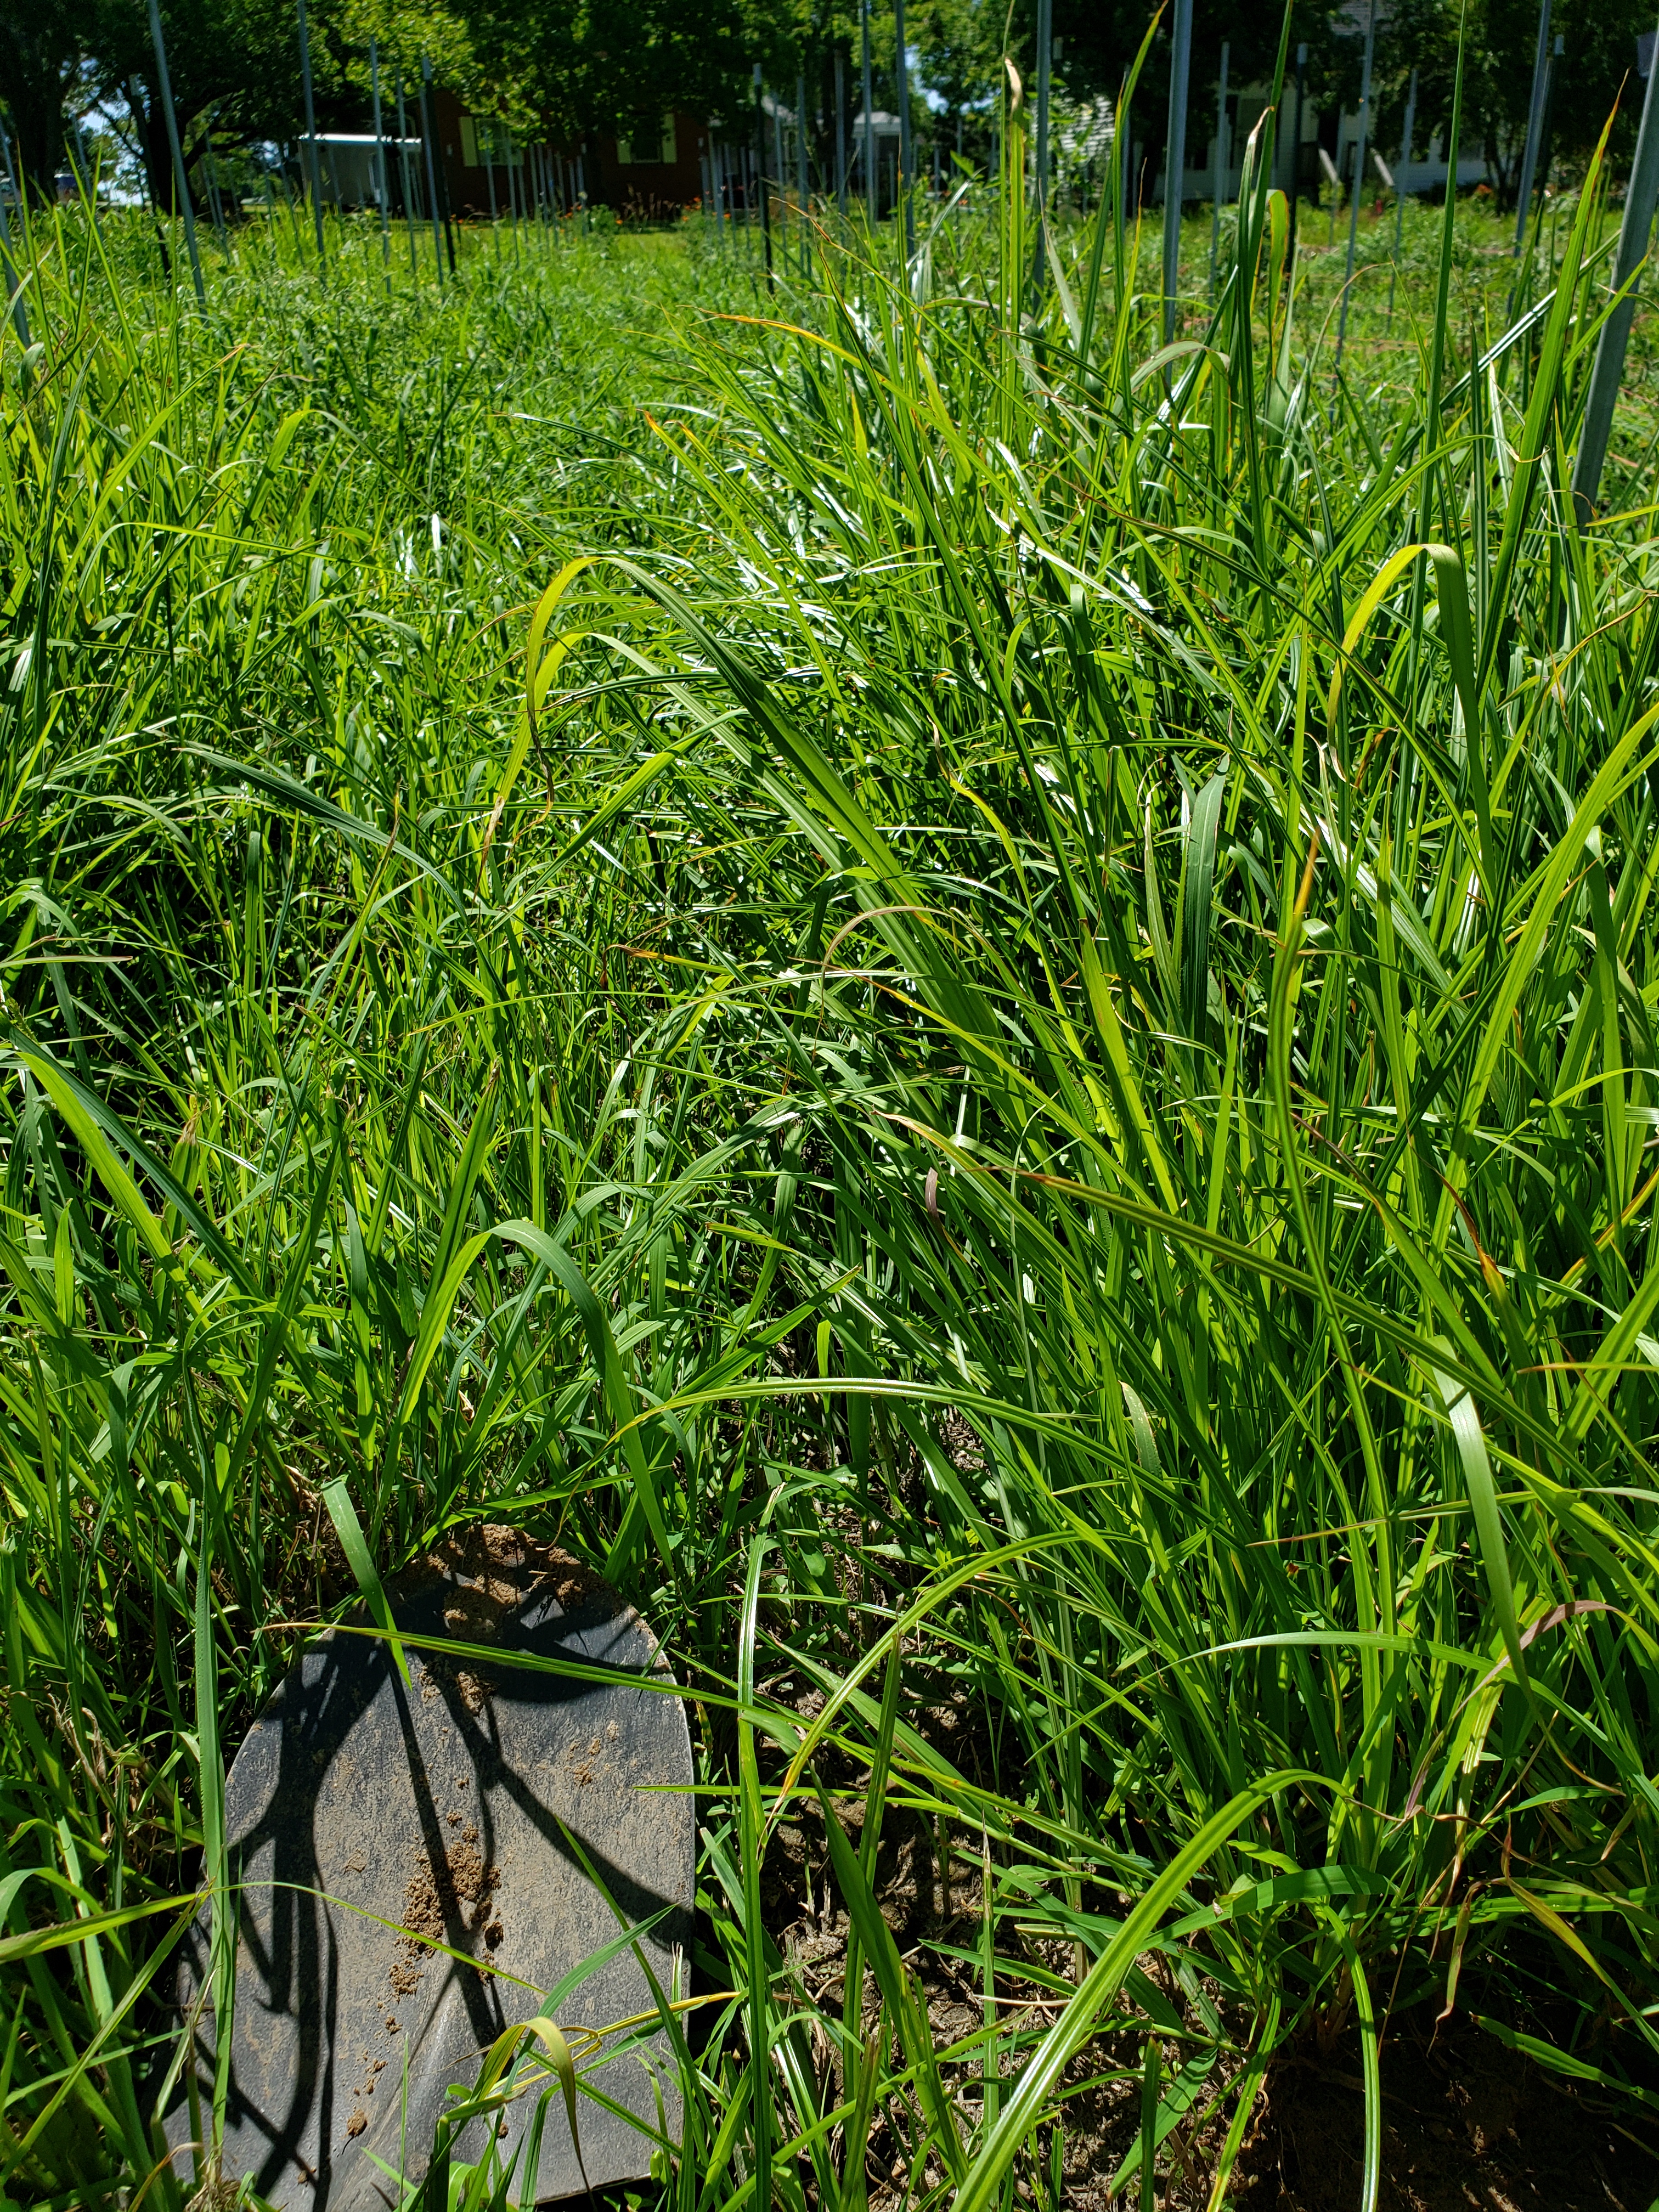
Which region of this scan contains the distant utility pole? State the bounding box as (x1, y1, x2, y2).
(296, 0, 326, 269)
(1334, 0, 1376, 378)
(1162, 0, 1194, 346)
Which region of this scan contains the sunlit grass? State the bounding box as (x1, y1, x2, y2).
(3, 123, 1658, 2209)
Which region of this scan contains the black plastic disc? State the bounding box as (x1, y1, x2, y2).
(168, 1530, 693, 2208)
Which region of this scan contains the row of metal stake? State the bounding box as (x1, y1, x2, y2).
(723, 0, 918, 290)
(139, 0, 604, 307)
(1156, 0, 1659, 519)
(7, 0, 1658, 521)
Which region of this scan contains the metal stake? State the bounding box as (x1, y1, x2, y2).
(861, 0, 875, 225)
(1287, 42, 1306, 266)
(259, 167, 278, 262)
(279, 153, 306, 264)
(754, 66, 774, 285)
(1540, 34, 1564, 205)
(370, 38, 391, 288)
(895, 0, 915, 260)
(202, 124, 227, 252)
(1572, 21, 1659, 523)
(1511, 24, 1563, 321)
(1513, 0, 1552, 258)
(1119, 110, 1130, 223)
(296, 0, 325, 269)
(0, 117, 30, 351)
(1034, 0, 1052, 292)
(772, 89, 786, 261)
(422, 56, 456, 275)
(1162, 0, 1193, 345)
(1389, 66, 1417, 315)
(1334, 0, 1376, 377)
(836, 49, 847, 215)
(417, 60, 445, 288)
(797, 70, 811, 275)
(148, 0, 206, 304)
(1209, 40, 1230, 301)
(397, 74, 417, 279)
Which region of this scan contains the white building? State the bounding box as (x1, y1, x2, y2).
(1143, 82, 1486, 205)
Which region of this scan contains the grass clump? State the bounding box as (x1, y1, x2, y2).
(2, 127, 1659, 2212)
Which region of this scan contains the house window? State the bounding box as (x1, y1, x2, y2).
(459, 117, 516, 167)
(617, 114, 676, 165)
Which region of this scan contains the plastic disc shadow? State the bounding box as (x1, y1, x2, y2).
(167, 1527, 695, 2209)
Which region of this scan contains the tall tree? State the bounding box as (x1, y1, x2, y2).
(913, 0, 1339, 189)
(1383, 0, 1656, 200)
(370, 0, 765, 143)
(1, 0, 86, 200)
(81, 0, 330, 211)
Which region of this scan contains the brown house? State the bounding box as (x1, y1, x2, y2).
(427, 88, 710, 218)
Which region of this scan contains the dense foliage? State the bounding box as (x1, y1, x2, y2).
(14, 0, 1659, 216)
(2, 100, 1659, 2210)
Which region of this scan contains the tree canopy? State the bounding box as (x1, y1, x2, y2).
(3, 0, 1654, 208)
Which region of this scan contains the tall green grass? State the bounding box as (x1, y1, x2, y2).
(2, 105, 1659, 2211)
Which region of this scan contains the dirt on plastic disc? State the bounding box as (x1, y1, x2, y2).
(168, 1527, 693, 2209)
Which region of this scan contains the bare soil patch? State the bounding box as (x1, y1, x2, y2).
(1232, 2010, 1658, 2212)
